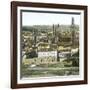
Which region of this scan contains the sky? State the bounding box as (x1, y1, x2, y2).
(22, 11, 81, 26)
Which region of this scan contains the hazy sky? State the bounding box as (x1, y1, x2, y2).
(22, 11, 81, 26)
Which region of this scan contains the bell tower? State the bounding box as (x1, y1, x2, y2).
(71, 17, 76, 48)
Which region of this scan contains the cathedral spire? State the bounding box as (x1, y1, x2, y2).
(71, 17, 74, 26)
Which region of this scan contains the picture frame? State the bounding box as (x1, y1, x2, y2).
(11, 1, 88, 89)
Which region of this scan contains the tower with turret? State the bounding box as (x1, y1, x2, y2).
(71, 17, 76, 48)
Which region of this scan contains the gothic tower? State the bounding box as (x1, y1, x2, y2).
(71, 17, 76, 48)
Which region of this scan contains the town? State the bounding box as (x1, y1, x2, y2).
(21, 17, 79, 78)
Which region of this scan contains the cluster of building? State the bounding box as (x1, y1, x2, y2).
(22, 17, 79, 65)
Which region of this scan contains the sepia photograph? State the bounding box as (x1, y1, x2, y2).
(21, 10, 80, 79)
(11, 1, 87, 88)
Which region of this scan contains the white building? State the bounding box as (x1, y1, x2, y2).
(38, 51, 57, 58)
